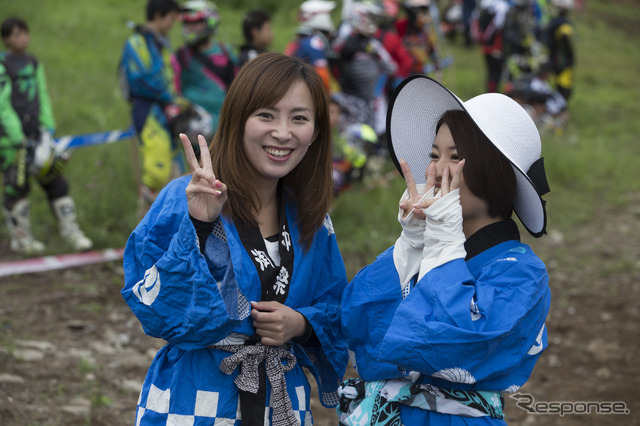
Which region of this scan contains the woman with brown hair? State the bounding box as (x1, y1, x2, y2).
(122, 52, 348, 425)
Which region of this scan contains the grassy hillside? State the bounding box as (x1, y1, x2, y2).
(2, 0, 640, 279)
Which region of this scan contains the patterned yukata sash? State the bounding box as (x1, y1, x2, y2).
(218, 343, 298, 426)
(337, 377, 504, 425)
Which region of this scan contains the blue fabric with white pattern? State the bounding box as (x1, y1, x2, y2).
(341, 240, 550, 424)
(122, 175, 348, 425)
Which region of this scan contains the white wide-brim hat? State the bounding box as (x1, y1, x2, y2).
(387, 75, 549, 237)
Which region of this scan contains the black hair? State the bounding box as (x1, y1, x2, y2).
(1, 17, 28, 39)
(242, 10, 271, 43)
(436, 110, 516, 220)
(146, 0, 181, 21)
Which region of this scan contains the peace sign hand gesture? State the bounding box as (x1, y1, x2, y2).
(180, 133, 228, 223)
(399, 158, 465, 221)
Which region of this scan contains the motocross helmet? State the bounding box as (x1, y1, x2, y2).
(170, 103, 214, 160)
(298, 0, 336, 33)
(180, 0, 220, 46)
(26, 130, 68, 183)
(348, 2, 383, 36)
(551, 0, 574, 9)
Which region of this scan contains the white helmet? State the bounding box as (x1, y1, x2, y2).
(172, 104, 213, 139)
(27, 130, 68, 181)
(298, 0, 336, 32)
(404, 0, 431, 8)
(551, 0, 574, 9)
(348, 2, 383, 36)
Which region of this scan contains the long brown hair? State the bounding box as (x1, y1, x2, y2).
(437, 110, 516, 220)
(209, 52, 333, 250)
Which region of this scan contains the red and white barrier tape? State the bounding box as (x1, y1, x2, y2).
(0, 248, 124, 278)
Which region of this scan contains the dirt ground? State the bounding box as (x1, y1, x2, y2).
(1, 194, 639, 426)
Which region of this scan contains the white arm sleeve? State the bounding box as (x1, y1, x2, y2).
(393, 185, 434, 294)
(418, 189, 467, 280)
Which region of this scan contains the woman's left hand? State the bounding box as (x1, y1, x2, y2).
(251, 301, 307, 346)
(412, 159, 465, 215)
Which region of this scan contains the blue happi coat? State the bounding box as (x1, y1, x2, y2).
(341, 240, 551, 425)
(122, 176, 349, 425)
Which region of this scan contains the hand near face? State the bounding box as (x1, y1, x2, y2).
(399, 159, 432, 220)
(399, 158, 465, 220)
(250, 301, 308, 346)
(180, 133, 228, 223)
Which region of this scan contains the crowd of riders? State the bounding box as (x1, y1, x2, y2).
(1, 0, 577, 253)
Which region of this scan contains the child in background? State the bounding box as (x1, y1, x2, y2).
(238, 9, 273, 66)
(0, 16, 92, 254)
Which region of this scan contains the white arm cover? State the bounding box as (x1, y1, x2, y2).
(393, 184, 434, 295)
(418, 189, 467, 281)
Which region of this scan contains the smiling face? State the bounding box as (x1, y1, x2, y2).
(243, 80, 315, 187)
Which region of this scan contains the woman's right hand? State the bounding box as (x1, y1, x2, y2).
(180, 133, 228, 223)
(404, 159, 465, 217)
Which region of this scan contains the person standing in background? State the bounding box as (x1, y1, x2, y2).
(373, 0, 414, 91)
(285, 0, 338, 91)
(471, 0, 510, 92)
(238, 9, 273, 66)
(119, 0, 183, 211)
(172, 0, 238, 133)
(332, 2, 397, 132)
(546, 0, 575, 103)
(398, 0, 442, 77)
(0, 16, 92, 254)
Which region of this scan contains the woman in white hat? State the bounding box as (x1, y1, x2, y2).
(338, 75, 551, 425)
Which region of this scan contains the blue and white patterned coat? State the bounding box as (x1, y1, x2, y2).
(341, 240, 551, 425)
(122, 176, 349, 425)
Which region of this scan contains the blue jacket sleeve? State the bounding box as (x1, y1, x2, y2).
(121, 177, 244, 350)
(290, 215, 350, 406)
(379, 248, 550, 388)
(341, 247, 407, 381)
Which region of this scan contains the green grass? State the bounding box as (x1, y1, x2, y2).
(2, 0, 639, 279)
